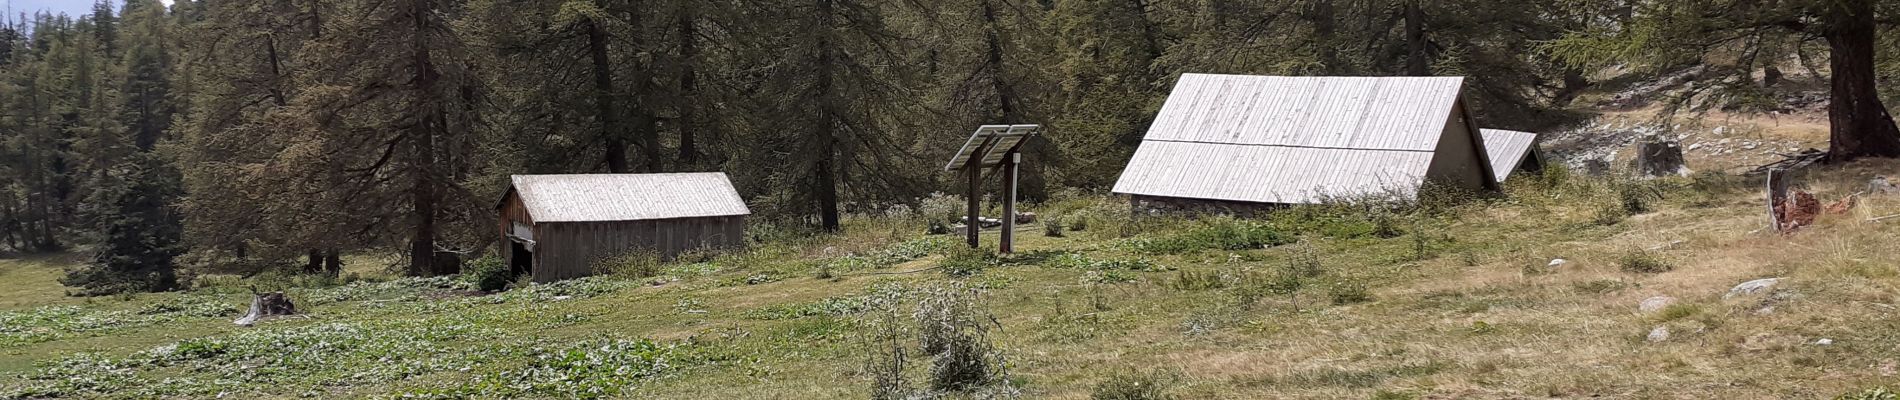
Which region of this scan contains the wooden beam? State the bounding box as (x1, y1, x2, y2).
(967, 162, 980, 248)
(1001, 152, 1019, 254)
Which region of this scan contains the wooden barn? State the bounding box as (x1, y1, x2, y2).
(498, 173, 750, 282)
(1111, 73, 1501, 213)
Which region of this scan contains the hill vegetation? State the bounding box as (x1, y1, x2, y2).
(4, 162, 1900, 398)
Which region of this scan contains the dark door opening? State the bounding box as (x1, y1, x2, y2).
(510, 242, 534, 277)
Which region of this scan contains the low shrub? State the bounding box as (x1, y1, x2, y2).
(462, 256, 513, 292)
(597, 251, 663, 279)
(1328, 278, 1373, 305)
(1045, 218, 1066, 237)
(1167, 269, 1226, 291)
(939, 248, 999, 278)
(1619, 250, 1673, 274)
(1839, 387, 1900, 400)
(912, 283, 1006, 392)
(1091, 369, 1179, 400)
(1127, 217, 1291, 255)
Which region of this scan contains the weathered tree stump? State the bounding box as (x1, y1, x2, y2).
(1637, 138, 1690, 177)
(234, 291, 297, 326)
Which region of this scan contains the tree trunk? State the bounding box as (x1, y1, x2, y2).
(1822, 1, 1900, 161)
(305, 249, 323, 273)
(406, 0, 440, 276)
(627, 0, 662, 173)
(979, 0, 1048, 201)
(1308, 0, 1340, 74)
(323, 249, 342, 277)
(1404, 0, 1428, 76)
(815, 0, 841, 232)
(676, 6, 700, 166)
(587, 5, 629, 173)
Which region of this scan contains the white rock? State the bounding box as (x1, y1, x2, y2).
(1725, 278, 1783, 299)
(552, 295, 574, 301)
(1547, 258, 1569, 268)
(1647, 326, 1671, 342)
(1639, 296, 1678, 313)
(1816, 338, 1834, 346)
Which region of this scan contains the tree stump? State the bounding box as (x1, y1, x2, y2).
(1637, 138, 1690, 177)
(234, 291, 297, 326)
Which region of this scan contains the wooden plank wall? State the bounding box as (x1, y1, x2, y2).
(531, 216, 746, 282)
(498, 192, 535, 269)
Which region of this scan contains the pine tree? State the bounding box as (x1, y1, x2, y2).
(61, 152, 183, 295)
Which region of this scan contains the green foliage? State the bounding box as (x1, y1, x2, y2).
(1614, 179, 1665, 216)
(1167, 269, 1227, 291)
(599, 251, 665, 279)
(914, 283, 1005, 392)
(940, 247, 1000, 278)
(0, 300, 233, 348)
(1619, 250, 1674, 274)
(1042, 252, 1165, 272)
(1328, 278, 1374, 305)
(1126, 217, 1292, 255)
(62, 154, 184, 296)
(826, 237, 952, 273)
(1571, 279, 1628, 294)
(463, 256, 514, 292)
(1838, 387, 1900, 400)
(1045, 218, 1066, 237)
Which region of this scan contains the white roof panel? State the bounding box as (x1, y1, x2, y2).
(1480, 129, 1538, 182)
(1112, 74, 1469, 205)
(509, 173, 751, 222)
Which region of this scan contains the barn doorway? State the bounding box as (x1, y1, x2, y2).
(510, 242, 534, 277)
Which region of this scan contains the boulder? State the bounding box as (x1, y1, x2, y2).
(1647, 326, 1671, 342)
(1725, 278, 1782, 299)
(1873, 177, 1896, 195)
(1639, 296, 1677, 313)
(1547, 258, 1568, 268)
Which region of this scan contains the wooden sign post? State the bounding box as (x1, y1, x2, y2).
(944, 125, 1040, 253)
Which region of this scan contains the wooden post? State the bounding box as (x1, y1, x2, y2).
(1765, 168, 1790, 232)
(1000, 153, 1019, 253)
(966, 163, 981, 248)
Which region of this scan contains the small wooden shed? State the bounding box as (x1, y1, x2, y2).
(498, 173, 750, 282)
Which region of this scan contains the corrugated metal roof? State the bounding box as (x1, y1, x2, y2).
(508, 173, 751, 222)
(1480, 129, 1537, 183)
(1112, 74, 1469, 204)
(1115, 141, 1434, 204)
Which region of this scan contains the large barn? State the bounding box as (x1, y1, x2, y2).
(498, 173, 749, 282)
(1111, 73, 1500, 212)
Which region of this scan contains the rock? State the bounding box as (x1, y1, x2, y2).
(1815, 338, 1834, 346)
(551, 295, 573, 301)
(1725, 278, 1782, 299)
(1639, 296, 1678, 313)
(1547, 258, 1568, 268)
(1873, 177, 1896, 195)
(1647, 326, 1671, 342)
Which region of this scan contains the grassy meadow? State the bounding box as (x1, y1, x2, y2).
(5, 161, 1900, 399)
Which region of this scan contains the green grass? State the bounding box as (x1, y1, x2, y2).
(5, 162, 1900, 398)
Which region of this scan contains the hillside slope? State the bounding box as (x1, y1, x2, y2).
(3, 157, 1900, 398)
